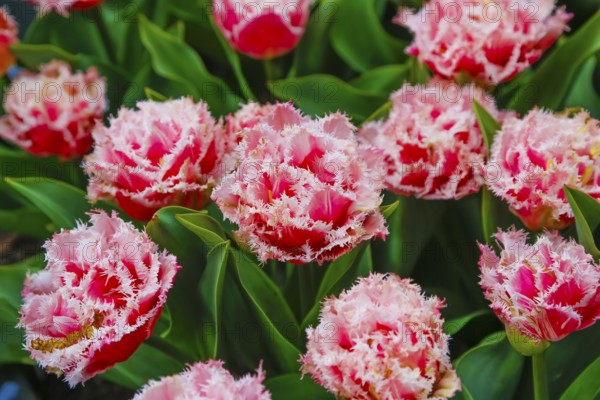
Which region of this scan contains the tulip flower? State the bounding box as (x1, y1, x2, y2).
(133, 360, 271, 400)
(301, 273, 461, 400)
(18, 211, 181, 386)
(213, 0, 313, 59)
(212, 103, 387, 264)
(359, 79, 501, 199)
(85, 98, 234, 221)
(396, 0, 572, 85)
(0, 60, 106, 160)
(488, 108, 600, 230)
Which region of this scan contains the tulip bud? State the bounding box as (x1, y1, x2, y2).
(213, 0, 313, 59)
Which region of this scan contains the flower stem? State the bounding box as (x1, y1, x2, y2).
(264, 58, 280, 83)
(532, 352, 549, 400)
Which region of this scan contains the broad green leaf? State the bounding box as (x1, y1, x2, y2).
(219, 272, 271, 370)
(509, 10, 600, 113)
(167, 0, 230, 68)
(0, 257, 44, 311)
(564, 57, 600, 119)
(481, 188, 497, 245)
(473, 99, 501, 155)
(454, 332, 525, 400)
(231, 248, 301, 372)
(546, 320, 600, 396)
(199, 241, 230, 358)
(357, 243, 373, 276)
(559, 356, 600, 400)
(138, 15, 241, 115)
(146, 207, 206, 267)
(372, 196, 446, 277)
(0, 258, 44, 366)
(472, 102, 502, 245)
(564, 187, 600, 259)
(23, 12, 110, 63)
(265, 373, 334, 400)
(289, 0, 341, 77)
(5, 178, 91, 230)
(270, 74, 387, 123)
(98, 0, 150, 71)
(101, 343, 184, 389)
(349, 64, 410, 94)
(146, 206, 211, 359)
(11, 43, 79, 68)
(329, 0, 406, 72)
(0, 145, 85, 187)
(0, 299, 33, 365)
(0, 207, 51, 238)
(381, 201, 400, 219)
(154, 303, 173, 339)
(314, 243, 367, 301)
(167, 0, 211, 25)
(301, 243, 369, 329)
(444, 310, 489, 336)
(176, 212, 228, 250)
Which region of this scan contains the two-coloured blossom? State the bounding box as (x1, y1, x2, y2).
(133, 360, 271, 400)
(85, 98, 233, 221)
(28, 0, 103, 15)
(488, 108, 600, 230)
(359, 79, 500, 199)
(0, 60, 106, 160)
(226, 102, 275, 142)
(0, 7, 17, 76)
(301, 273, 461, 399)
(213, 0, 312, 59)
(479, 228, 600, 344)
(396, 0, 572, 85)
(211, 103, 387, 264)
(18, 211, 180, 386)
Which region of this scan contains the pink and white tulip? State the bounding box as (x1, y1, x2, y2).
(479, 228, 600, 343)
(84, 98, 233, 221)
(0, 7, 17, 76)
(133, 360, 271, 400)
(226, 102, 276, 142)
(28, 0, 104, 15)
(488, 108, 600, 230)
(18, 211, 180, 386)
(211, 103, 387, 264)
(213, 0, 313, 59)
(359, 79, 499, 199)
(396, 0, 572, 85)
(301, 273, 461, 400)
(0, 60, 106, 160)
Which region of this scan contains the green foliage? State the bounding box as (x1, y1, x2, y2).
(509, 10, 600, 113)
(138, 15, 242, 115)
(454, 333, 525, 400)
(329, 0, 406, 72)
(564, 187, 600, 259)
(0, 258, 44, 365)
